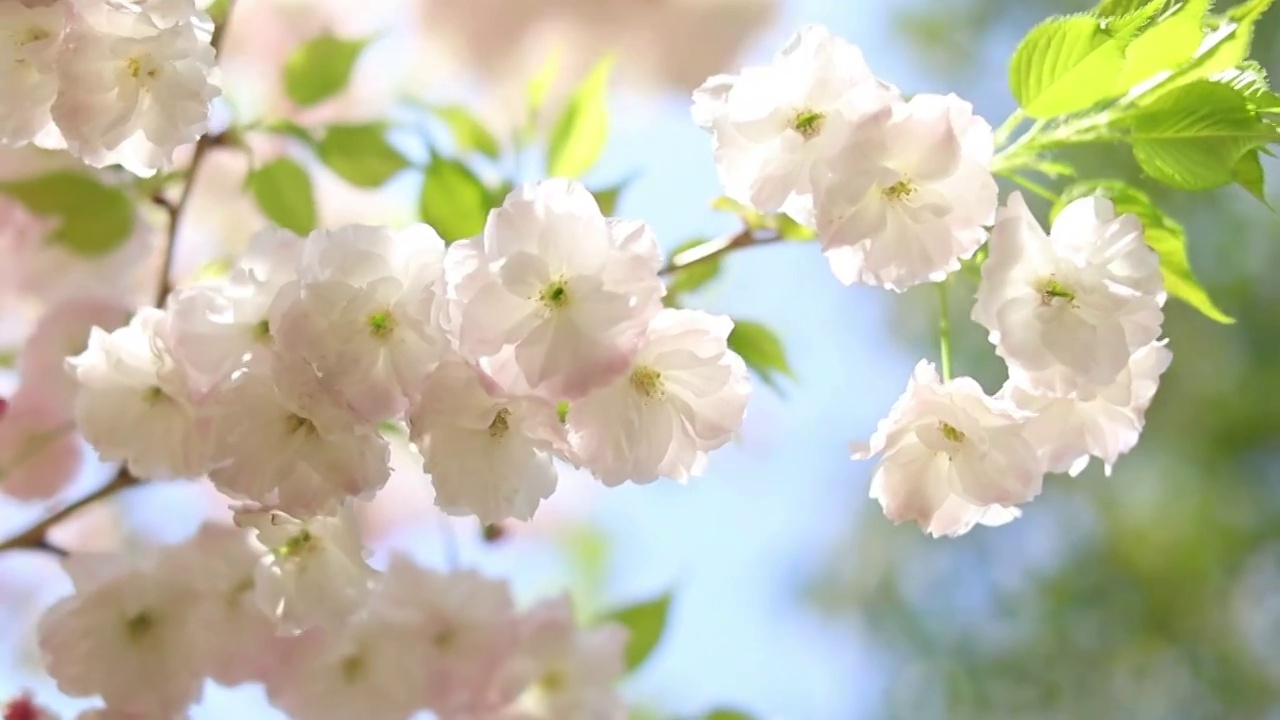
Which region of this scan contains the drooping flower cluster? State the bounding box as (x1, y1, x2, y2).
(65, 179, 751, 525)
(695, 25, 1172, 536)
(0, 0, 219, 176)
(33, 517, 628, 720)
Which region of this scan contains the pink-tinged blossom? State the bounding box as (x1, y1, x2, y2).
(19, 297, 132, 414)
(447, 180, 664, 400)
(569, 309, 750, 486)
(0, 2, 66, 146)
(853, 360, 1043, 538)
(0, 386, 79, 500)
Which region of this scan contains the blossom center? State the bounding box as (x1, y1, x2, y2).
(143, 386, 167, 405)
(339, 653, 366, 684)
(938, 421, 966, 444)
(252, 319, 271, 342)
(124, 611, 155, 641)
(19, 26, 50, 46)
(286, 413, 318, 436)
(629, 366, 665, 400)
(791, 109, 826, 140)
(539, 668, 566, 693)
(125, 55, 160, 82)
(488, 408, 511, 439)
(1036, 277, 1077, 307)
(366, 309, 396, 338)
(881, 179, 918, 202)
(431, 627, 456, 650)
(538, 278, 570, 310)
(274, 528, 315, 559)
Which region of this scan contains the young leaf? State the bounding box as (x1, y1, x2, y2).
(264, 119, 318, 148)
(727, 320, 793, 388)
(1056, 180, 1234, 322)
(602, 594, 671, 673)
(1127, 80, 1278, 190)
(1009, 13, 1145, 118)
(704, 711, 757, 720)
(591, 183, 625, 216)
(1186, 0, 1275, 79)
(316, 123, 410, 187)
(433, 106, 501, 160)
(1211, 62, 1280, 110)
(711, 195, 766, 229)
(1233, 149, 1269, 204)
(1119, 0, 1209, 87)
(248, 158, 317, 235)
(419, 156, 490, 243)
(547, 56, 613, 178)
(665, 238, 723, 297)
(284, 35, 369, 107)
(527, 48, 562, 119)
(0, 172, 134, 257)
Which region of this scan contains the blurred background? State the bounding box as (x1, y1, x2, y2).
(3, 0, 1280, 718)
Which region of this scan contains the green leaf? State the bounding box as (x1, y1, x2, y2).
(206, 0, 232, 23)
(665, 238, 722, 297)
(1009, 13, 1144, 118)
(1188, 0, 1275, 78)
(1211, 62, 1280, 110)
(419, 156, 490, 243)
(547, 56, 613, 178)
(591, 183, 625, 216)
(433, 106, 501, 160)
(284, 35, 369, 107)
(1127, 80, 1277, 190)
(704, 711, 757, 720)
(711, 195, 766, 229)
(316, 123, 409, 187)
(1094, 0, 1160, 16)
(1233, 149, 1269, 204)
(264, 119, 318, 148)
(772, 213, 816, 241)
(1056, 180, 1234, 323)
(0, 172, 134, 257)
(247, 158, 316, 235)
(727, 320, 793, 389)
(527, 48, 562, 119)
(603, 594, 671, 673)
(1119, 0, 1209, 87)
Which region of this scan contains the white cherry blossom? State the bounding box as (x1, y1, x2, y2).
(234, 505, 376, 635)
(853, 360, 1044, 538)
(0, 2, 66, 146)
(19, 297, 132, 413)
(813, 92, 997, 291)
(972, 192, 1165, 396)
(208, 356, 389, 516)
(0, 385, 81, 500)
(692, 23, 898, 220)
(407, 356, 567, 525)
(52, 2, 218, 176)
(66, 308, 209, 479)
(448, 180, 664, 400)
(569, 309, 750, 485)
(272, 223, 449, 422)
(1003, 340, 1172, 476)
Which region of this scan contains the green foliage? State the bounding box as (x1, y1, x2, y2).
(248, 158, 317, 235)
(1056, 180, 1234, 323)
(284, 35, 369, 107)
(1118, 0, 1208, 86)
(1008, 13, 1144, 118)
(602, 593, 672, 673)
(727, 320, 793, 389)
(591, 183, 625, 216)
(264, 119, 318, 148)
(703, 711, 757, 720)
(419, 156, 491, 243)
(1126, 80, 1278, 190)
(665, 239, 723, 297)
(547, 56, 613, 178)
(1188, 0, 1275, 79)
(710, 196, 816, 240)
(433, 106, 501, 160)
(0, 172, 134, 257)
(316, 123, 410, 187)
(1233, 148, 1269, 204)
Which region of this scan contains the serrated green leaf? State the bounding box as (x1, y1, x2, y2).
(1056, 180, 1234, 323)
(284, 35, 369, 107)
(316, 123, 409, 187)
(603, 594, 671, 673)
(419, 156, 490, 243)
(1009, 14, 1144, 118)
(1128, 80, 1277, 190)
(1211, 62, 1280, 110)
(0, 172, 134, 257)
(665, 238, 722, 296)
(1119, 0, 1209, 87)
(547, 56, 613, 178)
(433, 106, 501, 160)
(1233, 149, 1269, 204)
(1095, 0, 1161, 16)
(248, 158, 316, 235)
(264, 119, 317, 148)
(727, 320, 793, 389)
(1180, 0, 1275, 80)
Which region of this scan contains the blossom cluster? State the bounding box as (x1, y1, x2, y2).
(0, 0, 219, 176)
(694, 25, 1172, 536)
(32, 515, 628, 719)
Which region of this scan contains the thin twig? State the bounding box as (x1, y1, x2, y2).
(658, 226, 784, 277)
(0, 467, 135, 553)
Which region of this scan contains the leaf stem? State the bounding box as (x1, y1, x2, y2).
(936, 280, 953, 382)
(1008, 174, 1060, 203)
(993, 108, 1027, 149)
(659, 226, 784, 277)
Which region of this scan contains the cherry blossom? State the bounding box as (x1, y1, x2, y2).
(0, 2, 66, 147)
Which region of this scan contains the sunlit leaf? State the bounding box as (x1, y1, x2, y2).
(419, 156, 490, 243)
(704, 711, 757, 720)
(547, 56, 613, 178)
(665, 238, 723, 297)
(1119, 0, 1209, 87)
(1056, 180, 1234, 323)
(591, 183, 625, 216)
(1009, 13, 1147, 118)
(1233, 149, 1270, 205)
(316, 123, 410, 187)
(727, 320, 793, 389)
(603, 594, 672, 673)
(264, 119, 317, 147)
(0, 172, 134, 257)
(247, 158, 316, 235)
(711, 195, 766, 229)
(284, 35, 369, 107)
(433, 106, 502, 160)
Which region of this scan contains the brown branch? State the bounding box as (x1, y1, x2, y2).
(0, 467, 135, 554)
(658, 226, 785, 277)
